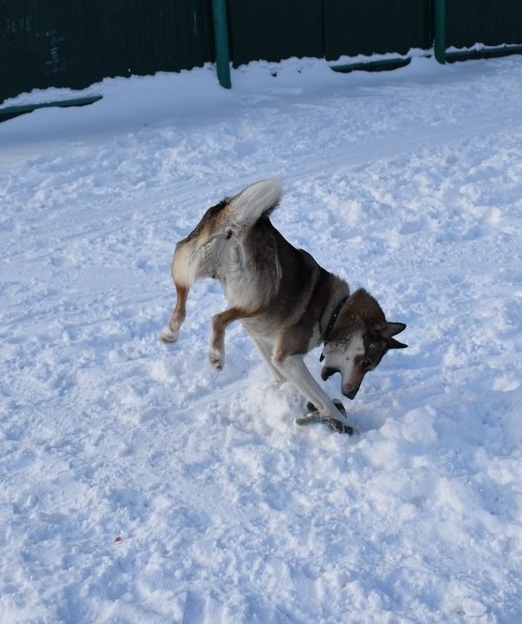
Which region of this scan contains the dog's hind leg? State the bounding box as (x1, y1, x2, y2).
(209, 307, 257, 370)
(160, 283, 189, 344)
(160, 236, 202, 344)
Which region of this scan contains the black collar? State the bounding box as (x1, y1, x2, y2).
(324, 296, 348, 341)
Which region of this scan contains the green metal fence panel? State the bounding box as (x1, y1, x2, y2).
(323, 0, 432, 60)
(82, 0, 214, 79)
(446, 0, 522, 49)
(0, 0, 45, 101)
(227, 0, 324, 67)
(0, 0, 214, 102)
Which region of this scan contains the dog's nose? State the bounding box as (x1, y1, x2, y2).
(343, 387, 359, 400)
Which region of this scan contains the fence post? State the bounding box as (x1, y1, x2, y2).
(434, 0, 446, 64)
(212, 0, 232, 88)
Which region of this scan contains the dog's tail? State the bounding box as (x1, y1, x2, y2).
(227, 178, 283, 229)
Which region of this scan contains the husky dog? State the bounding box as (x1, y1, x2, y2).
(160, 179, 407, 432)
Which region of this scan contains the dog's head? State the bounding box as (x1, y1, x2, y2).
(321, 289, 407, 400)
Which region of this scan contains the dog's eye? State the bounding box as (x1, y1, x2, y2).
(361, 358, 372, 370)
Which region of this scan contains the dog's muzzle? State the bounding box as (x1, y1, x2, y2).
(323, 367, 359, 399)
(344, 387, 359, 400)
(321, 367, 338, 381)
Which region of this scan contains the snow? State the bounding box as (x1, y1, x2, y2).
(1, 55, 522, 623)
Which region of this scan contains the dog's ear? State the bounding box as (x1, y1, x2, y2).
(376, 322, 406, 339)
(388, 337, 408, 349)
(375, 322, 407, 348)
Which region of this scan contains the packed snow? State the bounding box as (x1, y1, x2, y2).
(1, 55, 521, 623)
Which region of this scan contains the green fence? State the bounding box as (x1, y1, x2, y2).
(447, 0, 522, 48)
(1, 0, 522, 102)
(326, 0, 432, 59)
(0, 0, 214, 101)
(227, 0, 324, 67)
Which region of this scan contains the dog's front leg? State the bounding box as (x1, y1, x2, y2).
(273, 354, 349, 424)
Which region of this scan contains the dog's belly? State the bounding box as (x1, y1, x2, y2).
(220, 243, 281, 312)
(223, 275, 276, 313)
(241, 313, 322, 358)
(241, 315, 280, 344)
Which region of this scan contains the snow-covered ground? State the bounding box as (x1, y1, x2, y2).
(1, 55, 521, 623)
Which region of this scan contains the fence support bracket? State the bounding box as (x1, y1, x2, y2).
(0, 95, 102, 122)
(212, 0, 232, 89)
(331, 57, 411, 74)
(434, 0, 446, 64)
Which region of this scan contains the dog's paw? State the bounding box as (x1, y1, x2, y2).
(299, 399, 353, 434)
(296, 413, 353, 435)
(324, 417, 354, 435)
(159, 327, 180, 344)
(208, 350, 224, 371)
(332, 398, 347, 417)
(306, 398, 347, 416)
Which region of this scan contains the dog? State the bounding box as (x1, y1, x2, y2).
(160, 179, 407, 432)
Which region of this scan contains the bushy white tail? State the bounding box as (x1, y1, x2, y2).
(228, 178, 283, 229)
